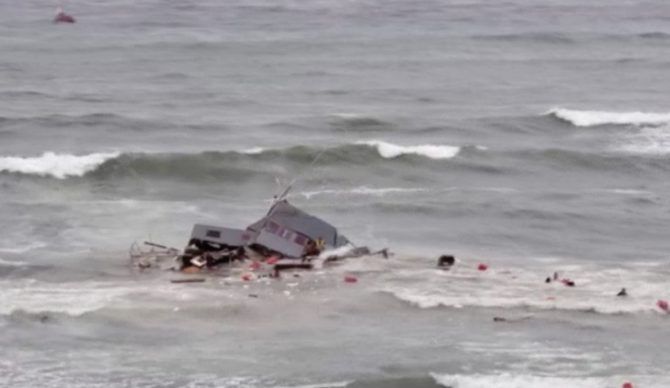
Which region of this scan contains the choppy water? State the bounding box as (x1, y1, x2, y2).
(2, 0, 670, 387)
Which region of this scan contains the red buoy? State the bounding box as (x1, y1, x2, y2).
(657, 299, 669, 312)
(344, 275, 357, 283)
(241, 273, 252, 282)
(622, 382, 634, 388)
(477, 263, 488, 271)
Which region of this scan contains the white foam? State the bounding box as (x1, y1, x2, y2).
(356, 140, 460, 159)
(241, 147, 265, 155)
(378, 261, 670, 315)
(549, 107, 670, 127)
(0, 151, 120, 179)
(615, 124, 670, 154)
(318, 245, 355, 260)
(299, 186, 428, 200)
(275, 381, 352, 388)
(431, 373, 670, 388)
(0, 280, 130, 316)
(0, 279, 237, 316)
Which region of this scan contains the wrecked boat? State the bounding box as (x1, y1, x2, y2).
(131, 196, 387, 275)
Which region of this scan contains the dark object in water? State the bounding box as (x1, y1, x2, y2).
(562, 279, 575, 287)
(248, 294, 259, 298)
(170, 278, 206, 284)
(54, 9, 76, 23)
(274, 263, 313, 271)
(545, 277, 551, 283)
(493, 315, 532, 323)
(617, 288, 627, 297)
(375, 248, 389, 259)
(437, 255, 455, 268)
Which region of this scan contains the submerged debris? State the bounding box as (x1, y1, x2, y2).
(170, 278, 206, 284)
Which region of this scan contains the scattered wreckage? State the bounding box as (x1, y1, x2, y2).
(130, 197, 388, 278)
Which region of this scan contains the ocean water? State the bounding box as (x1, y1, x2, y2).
(1, 0, 670, 387)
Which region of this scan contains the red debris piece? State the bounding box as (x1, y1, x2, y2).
(241, 274, 252, 282)
(622, 382, 634, 388)
(54, 11, 76, 23)
(657, 299, 669, 312)
(249, 261, 261, 271)
(344, 275, 358, 283)
(266, 256, 279, 265)
(477, 263, 488, 271)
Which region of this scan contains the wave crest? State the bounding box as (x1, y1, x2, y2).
(548, 108, 670, 127)
(356, 140, 460, 159)
(0, 141, 463, 179)
(0, 152, 120, 179)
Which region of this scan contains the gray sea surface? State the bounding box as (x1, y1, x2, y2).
(1, 0, 670, 387)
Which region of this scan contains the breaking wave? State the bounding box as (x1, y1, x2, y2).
(548, 108, 670, 127)
(0, 152, 120, 179)
(356, 140, 460, 159)
(0, 141, 463, 180)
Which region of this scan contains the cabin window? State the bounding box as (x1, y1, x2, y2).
(206, 230, 221, 238)
(280, 229, 294, 240)
(294, 235, 307, 245)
